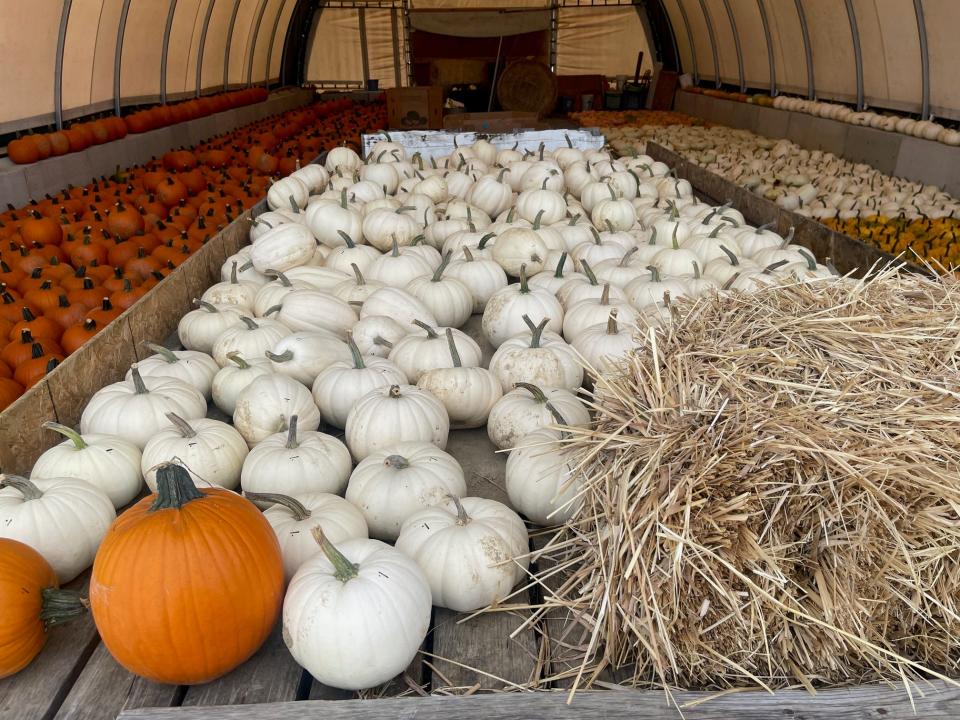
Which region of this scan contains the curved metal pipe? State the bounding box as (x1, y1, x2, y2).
(160, 0, 178, 104)
(196, 0, 218, 97)
(794, 0, 814, 100)
(654, 0, 682, 74)
(54, 0, 73, 130)
(223, 0, 243, 90)
(913, 0, 930, 119)
(265, 0, 289, 87)
(246, 0, 270, 86)
(720, 0, 745, 92)
(114, 0, 132, 116)
(843, 0, 864, 110)
(695, 0, 721, 87)
(756, 0, 776, 96)
(676, 0, 698, 84)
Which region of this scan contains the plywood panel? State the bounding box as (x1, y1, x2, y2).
(227, 0, 260, 86)
(766, 0, 809, 95)
(0, 0, 62, 124)
(556, 7, 650, 79)
(661, 0, 696, 80)
(922, 0, 960, 119)
(870, 0, 921, 111)
(120, 0, 168, 100)
(802, 0, 856, 101)
(703, 0, 738, 85)
(166, 0, 206, 97)
(728, 0, 770, 89)
(305, 9, 363, 83)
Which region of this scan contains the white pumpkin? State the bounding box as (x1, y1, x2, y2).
(516, 186, 566, 225)
(80, 367, 207, 449)
(332, 263, 384, 305)
(267, 176, 310, 211)
(202, 261, 260, 311)
(283, 266, 351, 291)
(325, 146, 362, 174)
(233, 374, 322, 445)
(466, 174, 512, 218)
(527, 252, 586, 295)
(488, 316, 583, 392)
(362, 207, 423, 252)
(350, 315, 408, 358)
(253, 272, 314, 317)
(125, 343, 219, 400)
(624, 266, 691, 308)
(141, 414, 248, 492)
(177, 301, 245, 354)
(283, 533, 432, 690)
(240, 415, 352, 495)
(562, 285, 639, 343)
(250, 491, 368, 582)
(211, 352, 274, 416)
(305, 191, 363, 248)
(211, 315, 291, 368)
(415, 328, 502, 429)
(360, 287, 438, 329)
(251, 223, 317, 273)
(505, 427, 582, 526)
(345, 441, 467, 540)
(32, 422, 142, 509)
(443, 247, 509, 313)
(404, 252, 473, 328)
(266, 331, 352, 386)
(312, 336, 409, 428)
(571, 308, 643, 376)
(388, 322, 482, 383)
(481, 269, 564, 348)
(272, 290, 357, 339)
(345, 384, 449, 461)
(0, 475, 115, 583)
(486, 382, 591, 450)
(396, 496, 528, 611)
(491, 227, 547, 276)
(323, 233, 381, 276)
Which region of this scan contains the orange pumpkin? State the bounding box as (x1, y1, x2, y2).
(6, 138, 40, 165)
(61, 318, 99, 354)
(89, 463, 283, 684)
(13, 344, 63, 388)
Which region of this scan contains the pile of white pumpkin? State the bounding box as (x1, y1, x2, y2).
(0, 137, 836, 692)
(603, 123, 960, 221)
(769, 95, 960, 147)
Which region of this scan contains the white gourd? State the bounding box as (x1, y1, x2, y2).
(481, 266, 564, 348)
(233, 375, 322, 445)
(505, 426, 582, 526)
(345, 384, 449, 461)
(388, 322, 482, 383)
(211, 316, 292, 367)
(177, 301, 245, 354)
(141, 414, 248, 491)
(125, 343, 218, 400)
(211, 352, 273, 416)
(266, 331, 352, 386)
(486, 382, 590, 450)
(488, 316, 583, 392)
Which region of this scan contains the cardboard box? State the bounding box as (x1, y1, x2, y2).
(386, 87, 444, 130)
(443, 111, 541, 133)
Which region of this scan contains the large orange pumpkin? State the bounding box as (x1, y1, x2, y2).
(0, 538, 86, 679)
(89, 463, 284, 684)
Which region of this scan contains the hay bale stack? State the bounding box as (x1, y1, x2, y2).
(535, 269, 960, 691)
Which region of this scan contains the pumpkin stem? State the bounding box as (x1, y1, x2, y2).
(553, 252, 568, 278)
(229, 261, 239, 284)
(445, 328, 462, 368)
(780, 226, 796, 247)
(337, 230, 356, 248)
(519, 264, 529, 293)
(384, 454, 409, 469)
(671, 224, 680, 250)
(40, 588, 89, 629)
(522, 315, 548, 348)
(514, 382, 547, 404)
(462, 246, 475, 262)
(311, 527, 359, 583)
(708, 225, 723, 239)
(544, 401, 568, 431)
(284, 415, 300, 449)
(339, 188, 348, 209)
(388, 385, 402, 399)
(226, 351, 251, 369)
(266, 349, 294, 363)
(350, 263, 365, 286)
(347, 333, 365, 369)
(0, 475, 44, 501)
(130, 365, 149, 394)
(240, 316, 260, 330)
(590, 227, 602, 245)
(447, 494, 470, 526)
(413, 320, 438, 338)
(478, 232, 495, 250)
(432, 251, 452, 282)
(607, 308, 619, 335)
(619, 246, 638, 267)
(600, 283, 610, 305)
(269, 270, 293, 287)
(149, 463, 204, 511)
(143, 342, 179, 364)
(692, 261, 702, 280)
(166, 412, 196, 438)
(390, 236, 400, 257)
(373, 335, 393, 349)
(718, 245, 739, 265)
(532, 209, 545, 231)
(43, 421, 88, 449)
(646, 265, 661, 283)
(581, 259, 598, 285)
(246, 492, 311, 520)
(194, 299, 219, 312)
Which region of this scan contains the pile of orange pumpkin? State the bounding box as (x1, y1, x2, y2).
(5, 89, 270, 165)
(572, 109, 706, 128)
(0, 98, 387, 411)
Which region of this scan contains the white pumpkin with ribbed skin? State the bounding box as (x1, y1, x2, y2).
(388, 323, 482, 383)
(325, 146, 362, 174)
(0, 475, 115, 583)
(441, 228, 497, 259)
(488, 318, 583, 393)
(365, 241, 434, 288)
(312, 337, 409, 428)
(283, 535, 432, 691)
(624, 267, 691, 309)
(481, 269, 564, 348)
(360, 287, 437, 329)
(444, 247, 508, 313)
(141, 414, 248, 492)
(177, 301, 245, 354)
(250, 223, 316, 273)
(361, 207, 423, 252)
(487, 383, 590, 450)
(323, 234, 381, 276)
(527, 253, 585, 296)
(201, 262, 260, 312)
(562, 289, 639, 344)
(252, 492, 368, 582)
(282, 266, 351, 292)
(80, 367, 206, 449)
(266, 331, 351, 386)
(424, 218, 471, 250)
(404, 253, 473, 328)
(241, 416, 352, 495)
(291, 164, 329, 193)
(491, 227, 547, 276)
(505, 427, 581, 526)
(345, 384, 449, 461)
(125, 344, 219, 400)
(466, 174, 512, 218)
(350, 315, 408, 358)
(272, 290, 357, 339)
(211, 316, 291, 368)
(253, 273, 313, 317)
(591, 196, 636, 233)
(332, 264, 384, 304)
(305, 193, 363, 248)
(516, 187, 566, 225)
(267, 176, 310, 211)
(556, 268, 627, 310)
(360, 162, 400, 195)
(233, 374, 322, 445)
(32, 422, 142, 509)
(345, 441, 466, 540)
(396, 496, 528, 611)
(571, 310, 643, 376)
(211, 352, 273, 415)
(250, 211, 293, 242)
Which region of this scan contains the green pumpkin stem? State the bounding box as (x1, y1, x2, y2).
(285, 415, 300, 449)
(521, 314, 549, 348)
(432, 251, 452, 282)
(149, 463, 204, 511)
(42, 421, 87, 449)
(226, 351, 251, 369)
(40, 588, 89, 629)
(514, 382, 547, 404)
(130, 365, 149, 394)
(311, 527, 359, 583)
(347, 333, 365, 369)
(0, 475, 44, 501)
(554, 253, 568, 278)
(447, 494, 470, 526)
(166, 412, 197, 438)
(413, 320, 438, 338)
(143, 342, 179, 364)
(445, 328, 462, 368)
(245, 492, 311, 521)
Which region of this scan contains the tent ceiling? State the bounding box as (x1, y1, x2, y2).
(1, 0, 959, 133)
